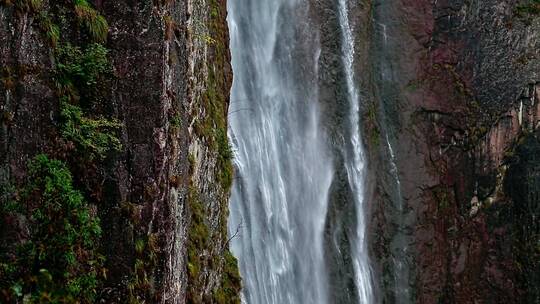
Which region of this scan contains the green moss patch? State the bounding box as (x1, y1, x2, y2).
(212, 251, 241, 304)
(186, 0, 241, 302)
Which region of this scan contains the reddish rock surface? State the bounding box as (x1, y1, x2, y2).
(364, 0, 539, 303)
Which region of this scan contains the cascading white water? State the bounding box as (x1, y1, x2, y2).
(227, 0, 333, 303)
(227, 0, 374, 303)
(337, 0, 374, 303)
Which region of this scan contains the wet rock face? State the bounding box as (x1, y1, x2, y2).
(362, 0, 539, 303)
(0, 0, 236, 303)
(310, 0, 377, 302)
(310, 1, 356, 302)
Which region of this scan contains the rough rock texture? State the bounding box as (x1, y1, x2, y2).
(310, 0, 382, 301)
(310, 1, 359, 302)
(361, 0, 540, 303)
(0, 0, 238, 303)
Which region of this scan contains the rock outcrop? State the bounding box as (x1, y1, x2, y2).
(0, 0, 239, 303)
(361, 0, 540, 303)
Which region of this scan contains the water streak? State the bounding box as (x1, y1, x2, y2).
(337, 0, 374, 302)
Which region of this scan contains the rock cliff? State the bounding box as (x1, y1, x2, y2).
(2, 0, 539, 303)
(360, 0, 539, 303)
(0, 0, 239, 303)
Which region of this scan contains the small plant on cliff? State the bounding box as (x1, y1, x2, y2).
(127, 233, 159, 303)
(0, 155, 104, 303)
(515, 0, 540, 20)
(212, 251, 241, 304)
(54, 43, 122, 160)
(55, 43, 110, 100)
(37, 13, 61, 47)
(1, 67, 17, 90)
(186, 185, 211, 304)
(216, 127, 233, 189)
(1, 0, 42, 13)
(365, 103, 381, 147)
(60, 101, 122, 160)
(73, 0, 109, 43)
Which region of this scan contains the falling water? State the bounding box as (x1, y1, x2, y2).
(227, 0, 333, 303)
(337, 0, 374, 302)
(227, 0, 374, 302)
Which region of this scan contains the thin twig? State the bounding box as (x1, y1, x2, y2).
(222, 219, 243, 252)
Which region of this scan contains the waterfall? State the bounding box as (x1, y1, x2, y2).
(337, 0, 374, 303)
(227, 0, 333, 303)
(227, 0, 373, 303)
